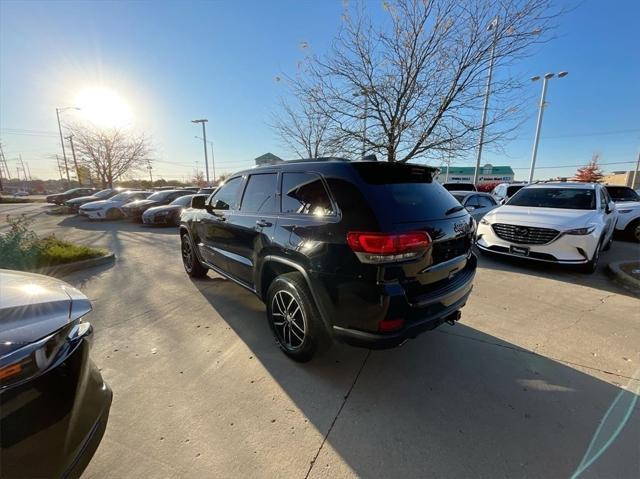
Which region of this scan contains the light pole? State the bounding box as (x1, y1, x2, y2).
(528, 71, 568, 183)
(195, 135, 216, 183)
(473, 16, 500, 185)
(65, 134, 81, 185)
(56, 106, 80, 183)
(191, 119, 210, 186)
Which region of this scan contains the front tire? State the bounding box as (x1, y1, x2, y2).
(266, 272, 328, 362)
(106, 208, 121, 220)
(181, 233, 208, 278)
(580, 238, 602, 274)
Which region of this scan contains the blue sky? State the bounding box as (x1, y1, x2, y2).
(1, 0, 639, 182)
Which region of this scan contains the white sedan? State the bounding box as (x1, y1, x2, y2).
(79, 190, 150, 220)
(476, 183, 618, 273)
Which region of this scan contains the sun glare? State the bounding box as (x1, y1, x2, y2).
(75, 87, 133, 128)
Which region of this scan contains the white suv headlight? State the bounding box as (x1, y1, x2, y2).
(480, 218, 491, 225)
(565, 225, 596, 235)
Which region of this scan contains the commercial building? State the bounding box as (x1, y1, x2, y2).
(254, 153, 284, 166)
(602, 170, 640, 189)
(435, 164, 514, 185)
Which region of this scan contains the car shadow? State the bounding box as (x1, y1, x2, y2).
(190, 276, 639, 478)
(57, 215, 179, 235)
(475, 245, 640, 299)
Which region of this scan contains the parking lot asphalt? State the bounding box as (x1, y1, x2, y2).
(2, 203, 639, 478)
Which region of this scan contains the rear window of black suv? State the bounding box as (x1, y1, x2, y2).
(351, 162, 463, 222)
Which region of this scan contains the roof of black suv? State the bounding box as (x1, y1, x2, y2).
(235, 158, 437, 177)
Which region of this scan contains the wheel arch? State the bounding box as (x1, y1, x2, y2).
(259, 255, 333, 331)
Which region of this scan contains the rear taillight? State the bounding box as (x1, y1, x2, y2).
(378, 318, 405, 332)
(347, 231, 431, 263)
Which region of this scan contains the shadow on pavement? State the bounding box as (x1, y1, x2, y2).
(475, 245, 640, 299)
(57, 215, 179, 235)
(192, 276, 640, 478)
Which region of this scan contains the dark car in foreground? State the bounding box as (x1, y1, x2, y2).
(0, 270, 111, 478)
(180, 159, 477, 361)
(121, 189, 193, 221)
(65, 188, 120, 212)
(142, 194, 207, 226)
(442, 182, 477, 192)
(46, 187, 96, 205)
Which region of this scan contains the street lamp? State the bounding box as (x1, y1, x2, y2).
(528, 71, 568, 183)
(195, 135, 216, 183)
(191, 119, 210, 186)
(56, 106, 80, 183)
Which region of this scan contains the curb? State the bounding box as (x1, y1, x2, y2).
(607, 261, 640, 291)
(34, 252, 116, 277)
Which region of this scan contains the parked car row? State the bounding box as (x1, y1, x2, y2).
(65, 187, 211, 226)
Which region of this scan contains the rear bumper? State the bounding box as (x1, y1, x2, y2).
(331, 254, 476, 349)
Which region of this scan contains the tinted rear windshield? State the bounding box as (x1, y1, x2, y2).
(352, 163, 463, 222)
(506, 185, 525, 196)
(508, 188, 595, 210)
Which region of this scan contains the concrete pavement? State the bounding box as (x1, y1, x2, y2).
(1, 203, 639, 478)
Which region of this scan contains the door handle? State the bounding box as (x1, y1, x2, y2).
(255, 219, 272, 227)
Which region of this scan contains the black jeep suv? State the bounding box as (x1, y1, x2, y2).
(179, 159, 477, 361)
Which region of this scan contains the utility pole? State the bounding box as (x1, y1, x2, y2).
(633, 151, 640, 189)
(56, 108, 71, 183)
(56, 155, 64, 181)
(191, 119, 210, 186)
(65, 134, 81, 185)
(147, 159, 153, 183)
(26, 161, 32, 181)
(473, 16, 500, 185)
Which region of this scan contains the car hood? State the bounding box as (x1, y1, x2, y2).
(0, 270, 92, 357)
(123, 199, 157, 209)
(67, 195, 98, 204)
(485, 205, 599, 229)
(80, 199, 117, 209)
(144, 204, 181, 214)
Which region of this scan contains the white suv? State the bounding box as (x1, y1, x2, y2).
(476, 183, 618, 273)
(605, 186, 640, 242)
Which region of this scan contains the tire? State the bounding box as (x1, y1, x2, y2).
(579, 238, 602, 274)
(625, 219, 640, 243)
(266, 272, 329, 362)
(181, 233, 208, 278)
(106, 208, 121, 220)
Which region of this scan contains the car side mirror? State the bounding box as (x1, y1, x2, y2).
(191, 196, 206, 209)
(465, 205, 476, 212)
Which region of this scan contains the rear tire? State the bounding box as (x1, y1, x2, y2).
(625, 219, 640, 243)
(266, 272, 329, 362)
(181, 233, 208, 278)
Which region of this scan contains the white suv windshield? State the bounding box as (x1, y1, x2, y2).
(508, 188, 595, 210)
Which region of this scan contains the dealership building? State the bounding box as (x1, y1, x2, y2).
(435, 164, 515, 185)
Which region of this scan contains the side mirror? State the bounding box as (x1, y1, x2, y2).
(465, 205, 476, 212)
(191, 196, 206, 209)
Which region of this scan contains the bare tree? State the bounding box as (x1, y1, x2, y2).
(288, 0, 560, 163)
(270, 96, 346, 159)
(68, 125, 151, 188)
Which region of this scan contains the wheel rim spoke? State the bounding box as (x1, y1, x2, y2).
(271, 290, 306, 349)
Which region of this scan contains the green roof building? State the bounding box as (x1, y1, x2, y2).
(435, 164, 514, 185)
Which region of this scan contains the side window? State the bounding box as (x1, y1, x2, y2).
(281, 172, 335, 216)
(210, 177, 242, 211)
(240, 173, 278, 213)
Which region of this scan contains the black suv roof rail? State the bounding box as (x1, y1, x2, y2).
(283, 157, 351, 164)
